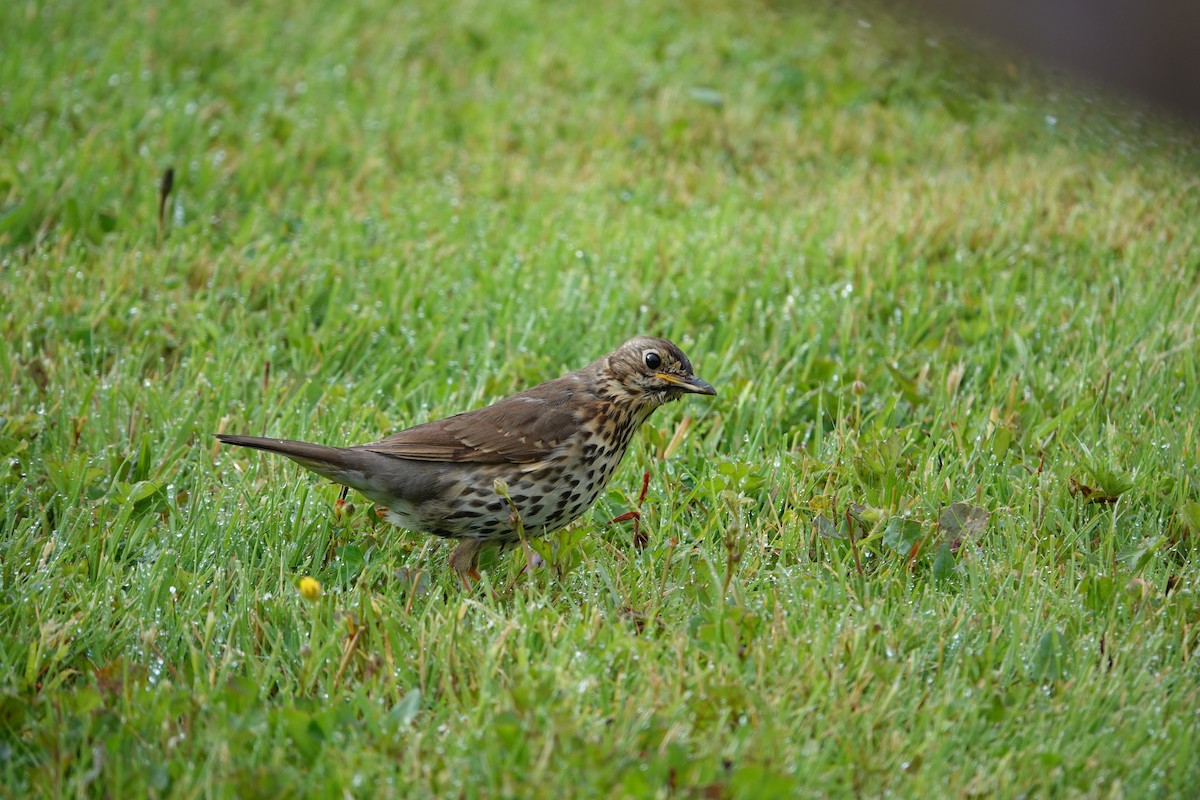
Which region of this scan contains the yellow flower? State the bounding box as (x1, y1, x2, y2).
(298, 576, 322, 601)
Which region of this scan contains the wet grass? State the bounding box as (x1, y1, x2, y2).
(3, 0, 1200, 796)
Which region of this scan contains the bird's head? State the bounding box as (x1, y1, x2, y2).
(603, 336, 716, 407)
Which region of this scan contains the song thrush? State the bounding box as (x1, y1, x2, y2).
(216, 336, 715, 586)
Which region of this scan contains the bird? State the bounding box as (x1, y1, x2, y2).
(215, 336, 716, 586)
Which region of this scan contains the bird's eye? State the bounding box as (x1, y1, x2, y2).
(644, 351, 662, 370)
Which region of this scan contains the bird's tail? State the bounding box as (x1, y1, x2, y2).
(214, 434, 371, 484)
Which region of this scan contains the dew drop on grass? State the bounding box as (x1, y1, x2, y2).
(148, 657, 165, 684)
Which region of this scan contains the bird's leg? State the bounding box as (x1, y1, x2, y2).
(450, 538, 486, 591)
(334, 485, 351, 521)
(610, 470, 652, 549)
(460, 568, 482, 592)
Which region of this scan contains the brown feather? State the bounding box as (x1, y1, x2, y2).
(358, 375, 585, 464)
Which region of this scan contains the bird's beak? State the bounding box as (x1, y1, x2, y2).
(656, 372, 717, 396)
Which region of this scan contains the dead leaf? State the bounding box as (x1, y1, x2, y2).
(1068, 477, 1121, 504)
(814, 514, 845, 540)
(939, 502, 990, 553)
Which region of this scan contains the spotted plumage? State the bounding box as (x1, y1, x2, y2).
(216, 336, 716, 586)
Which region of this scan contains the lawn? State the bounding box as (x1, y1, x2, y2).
(2, 0, 1199, 796)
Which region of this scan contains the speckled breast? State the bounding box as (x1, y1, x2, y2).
(405, 404, 652, 544)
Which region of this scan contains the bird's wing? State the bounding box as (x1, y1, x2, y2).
(359, 382, 583, 464)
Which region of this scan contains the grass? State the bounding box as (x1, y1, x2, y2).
(3, 0, 1200, 796)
